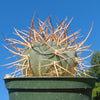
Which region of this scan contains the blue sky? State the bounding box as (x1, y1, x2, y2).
(0, 0, 100, 100)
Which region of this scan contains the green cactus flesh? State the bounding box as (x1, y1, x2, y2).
(21, 41, 78, 76)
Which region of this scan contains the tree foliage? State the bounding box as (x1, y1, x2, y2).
(88, 51, 100, 79)
(89, 51, 100, 99)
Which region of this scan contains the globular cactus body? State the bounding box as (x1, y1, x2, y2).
(21, 41, 77, 76)
(4, 16, 93, 77)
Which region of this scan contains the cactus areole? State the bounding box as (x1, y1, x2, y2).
(4, 15, 93, 78)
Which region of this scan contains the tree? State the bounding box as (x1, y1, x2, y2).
(88, 51, 100, 99)
(88, 51, 100, 81)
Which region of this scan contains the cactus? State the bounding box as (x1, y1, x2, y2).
(3, 16, 93, 77)
(20, 41, 77, 76)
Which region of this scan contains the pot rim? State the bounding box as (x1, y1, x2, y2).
(4, 76, 97, 80)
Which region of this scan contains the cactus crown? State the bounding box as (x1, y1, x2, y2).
(3, 15, 93, 78)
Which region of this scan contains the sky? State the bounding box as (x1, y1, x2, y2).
(0, 0, 100, 100)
